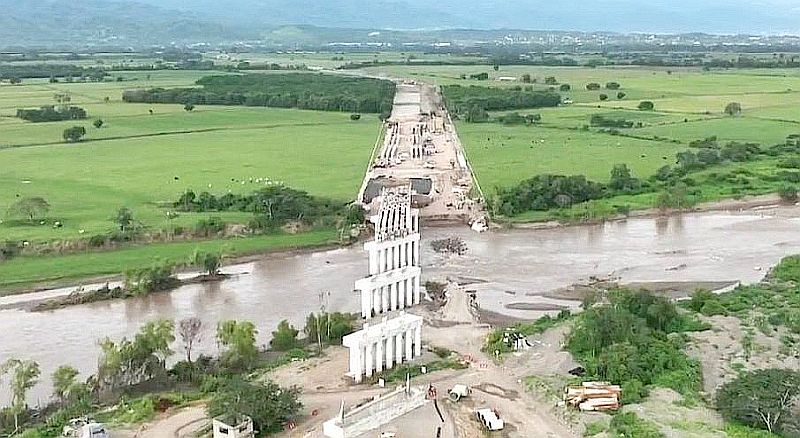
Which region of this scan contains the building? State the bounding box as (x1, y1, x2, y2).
(212, 415, 255, 438)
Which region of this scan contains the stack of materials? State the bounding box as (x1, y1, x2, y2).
(564, 382, 621, 411)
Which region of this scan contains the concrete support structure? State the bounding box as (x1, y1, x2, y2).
(357, 187, 422, 319)
(342, 313, 424, 383)
(323, 382, 428, 438)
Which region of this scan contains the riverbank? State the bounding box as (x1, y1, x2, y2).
(500, 193, 784, 230)
(0, 229, 343, 297)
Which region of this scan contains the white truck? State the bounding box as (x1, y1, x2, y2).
(475, 408, 504, 431)
(63, 418, 110, 438)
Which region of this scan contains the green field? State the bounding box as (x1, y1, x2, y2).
(0, 229, 339, 294)
(0, 70, 380, 244)
(385, 65, 800, 196)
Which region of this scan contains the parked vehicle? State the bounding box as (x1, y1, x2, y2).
(63, 418, 109, 438)
(475, 408, 504, 431)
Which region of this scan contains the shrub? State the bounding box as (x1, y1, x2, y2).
(778, 185, 798, 203)
(270, 320, 300, 351)
(124, 261, 178, 295)
(350, 113, 361, 120)
(62, 126, 86, 142)
(638, 101, 655, 111)
(605, 82, 621, 90)
(586, 83, 601, 90)
(610, 413, 665, 438)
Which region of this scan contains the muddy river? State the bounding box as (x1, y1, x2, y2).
(3, 205, 800, 404)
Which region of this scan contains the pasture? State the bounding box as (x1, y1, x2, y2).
(0, 70, 381, 243)
(371, 65, 800, 193)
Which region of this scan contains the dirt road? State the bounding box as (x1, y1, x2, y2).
(115, 405, 207, 438)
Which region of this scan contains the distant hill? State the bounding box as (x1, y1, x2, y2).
(1, 0, 799, 48)
(137, 0, 800, 34)
(0, 0, 256, 48)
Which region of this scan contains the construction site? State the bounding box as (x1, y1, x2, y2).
(358, 82, 486, 230)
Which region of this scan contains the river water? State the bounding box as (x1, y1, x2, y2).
(3, 205, 800, 404)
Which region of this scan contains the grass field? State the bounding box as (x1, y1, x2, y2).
(385, 66, 800, 197)
(0, 70, 381, 243)
(0, 229, 339, 294)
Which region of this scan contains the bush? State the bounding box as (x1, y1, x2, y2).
(778, 185, 798, 203)
(270, 320, 300, 351)
(62, 126, 86, 142)
(194, 217, 225, 237)
(559, 84, 571, 91)
(586, 83, 601, 90)
(350, 113, 361, 120)
(124, 261, 178, 295)
(605, 82, 621, 90)
(638, 101, 655, 111)
(610, 413, 665, 438)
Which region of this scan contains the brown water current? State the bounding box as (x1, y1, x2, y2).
(3, 205, 800, 404)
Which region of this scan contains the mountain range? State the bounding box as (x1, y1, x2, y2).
(2, 0, 799, 48)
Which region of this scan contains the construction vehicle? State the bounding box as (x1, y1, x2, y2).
(476, 408, 504, 431)
(448, 384, 471, 402)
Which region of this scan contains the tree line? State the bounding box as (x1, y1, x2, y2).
(16, 106, 87, 123)
(489, 134, 800, 217)
(122, 73, 396, 115)
(0, 64, 106, 81)
(173, 185, 365, 232)
(441, 84, 561, 119)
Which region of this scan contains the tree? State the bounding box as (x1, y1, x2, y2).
(51, 365, 80, 403)
(178, 317, 203, 364)
(115, 207, 134, 232)
(617, 92, 627, 99)
(350, 113, 361, 121)
(599, 94, 609, 101)
(638, 101, 655, 111)
(544, 76, 558, 85)
(725, 102, 742, 116)
(93, 119, 104, 129)
(1, 359, 41, 432)
(304, 312, 356, 348)
(270, 320, 300, 351)
(559, 83, 571, 92)
(605, 82, 621, 90)
(465, 105, 489, 123)
(521, 73, 532, 83)
(586, 83, 601, 90)
(717, 369, 800, 434)
(183, 103, 195, 112)
(207, 377, 302, 435)
(62, 126, 86, 142)
(7, 197, 50, 223)
(97, 319, 174, 390)
(609, 164, 639, 192)
(217, 320, 259, 370)
(9, 77, 21, 85)
(191, 250, 222, 276)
